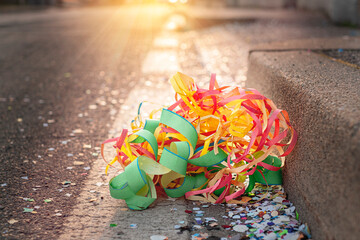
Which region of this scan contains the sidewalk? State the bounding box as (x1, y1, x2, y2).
(59, 6, 359, 240)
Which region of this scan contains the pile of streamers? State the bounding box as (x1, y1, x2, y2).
(101, 72, 297, 210)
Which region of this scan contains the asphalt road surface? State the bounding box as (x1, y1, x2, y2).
(0, 5, 170, 239)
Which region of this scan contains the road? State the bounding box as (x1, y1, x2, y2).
(1, 4, 358, 239)
(0, 5, 170, 239)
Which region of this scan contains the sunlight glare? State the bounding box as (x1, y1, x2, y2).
(165, 13, 187, 31)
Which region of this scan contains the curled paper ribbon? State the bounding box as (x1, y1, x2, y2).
(102, 72, 297, 210)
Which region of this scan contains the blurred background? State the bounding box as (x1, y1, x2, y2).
(0, 0, 359, 25)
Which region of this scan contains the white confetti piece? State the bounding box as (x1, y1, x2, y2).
(233, 224, 248, 232)
(150, 235, 168, 240)
(273, 196, 284, 203)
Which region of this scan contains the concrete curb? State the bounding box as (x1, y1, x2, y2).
(250, 37, 360, 53)
(187, 7, 324, 21)
(246, 49, 360, 239)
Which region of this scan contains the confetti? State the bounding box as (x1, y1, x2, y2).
(186, 184, 310, 239)
(273, 197, 284, 203)
(129, 224, 137, 228)
(150, 235, 168, 240)
(233, 224, 248, 232)
(23, 208, 34, 213)
(23, 198, 34, 202)
(271, 210, 279, 217)
(102, 72, 296, 210)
